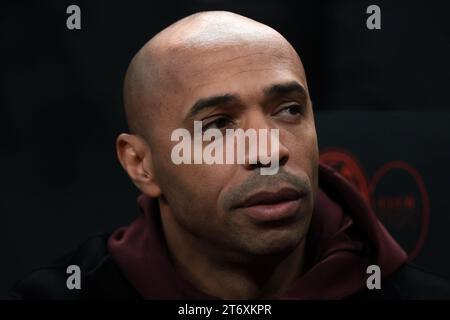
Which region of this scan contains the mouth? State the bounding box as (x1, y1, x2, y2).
(234, 187, 306, 223)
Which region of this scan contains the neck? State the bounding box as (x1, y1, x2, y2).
(159, 203, 305, 299)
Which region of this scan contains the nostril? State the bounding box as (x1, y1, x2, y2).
(248, 160, 272, 170)
(279, 154, 289, 167)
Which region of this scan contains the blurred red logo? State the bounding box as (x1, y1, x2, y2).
(320, 149, 429, 260)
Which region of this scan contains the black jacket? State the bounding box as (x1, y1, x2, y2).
(4, 233, 450, 300)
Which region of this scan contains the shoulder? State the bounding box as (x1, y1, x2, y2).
(4, 234, 140, 300)
(354, 263, 450, 300)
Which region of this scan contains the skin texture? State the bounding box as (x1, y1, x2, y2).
(116, 11, 319, 299)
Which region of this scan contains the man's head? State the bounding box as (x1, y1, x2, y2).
(117, 11, 319, 260)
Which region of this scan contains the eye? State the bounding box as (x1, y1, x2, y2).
(274, 104, 304, 119)
(202, 116, 234, 132)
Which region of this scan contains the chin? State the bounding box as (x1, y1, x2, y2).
(242, 227, 306, 257)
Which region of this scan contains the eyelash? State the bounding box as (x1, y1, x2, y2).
(273, 104, 304, 119)
(202, 116, 235, 132)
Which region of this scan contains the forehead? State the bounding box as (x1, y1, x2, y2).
(157, 39, 307, 116)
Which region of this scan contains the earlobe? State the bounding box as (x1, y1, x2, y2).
(116, 133, 162, 198)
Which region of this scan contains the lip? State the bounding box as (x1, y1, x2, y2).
(234, 187, 306, 223)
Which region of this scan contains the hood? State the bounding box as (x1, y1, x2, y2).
(108, 163, 407, 299)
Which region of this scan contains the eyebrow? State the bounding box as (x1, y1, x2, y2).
(263, 81, 307, 98)
(186, 81, 307, 119)
(186, 94, 240, 119)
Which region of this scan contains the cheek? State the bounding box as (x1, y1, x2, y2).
(154, 147, 231, 213)
(160, 164, 235, 239)
(153, 135, 232, 199)
(284, 123, 319, 183)
(285, 121, 318, 160)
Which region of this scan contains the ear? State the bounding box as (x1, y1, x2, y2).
(116, 133, 162, 198)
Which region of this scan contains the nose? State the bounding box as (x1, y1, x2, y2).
(241, 110, 289, 173)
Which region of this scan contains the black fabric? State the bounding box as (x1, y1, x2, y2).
(4, 234, 450, 300)
(4, 234, 140, 300)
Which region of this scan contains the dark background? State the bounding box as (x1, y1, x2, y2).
(1, 0, 449, 294)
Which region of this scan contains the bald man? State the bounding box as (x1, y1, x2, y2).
(6, 11, 450, 300)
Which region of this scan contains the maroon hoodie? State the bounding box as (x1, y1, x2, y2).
(107, 163, 407, 299)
